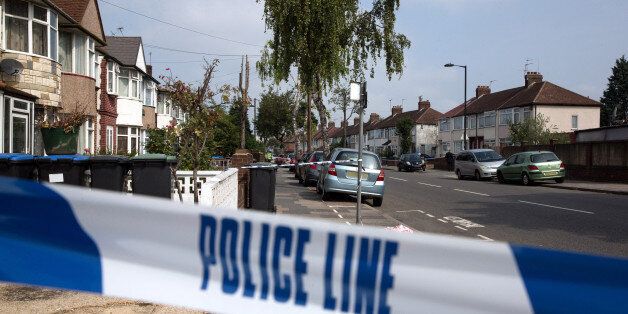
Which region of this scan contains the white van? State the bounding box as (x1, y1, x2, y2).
(454, 149, 506, 180)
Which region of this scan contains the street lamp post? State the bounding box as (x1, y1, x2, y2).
(445, 63, 468, 150)
(350, 81, 367, 225)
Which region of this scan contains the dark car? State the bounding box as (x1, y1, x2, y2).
(301, 151, 325, 186)
(397, 153, 426, 172)
(295, 152, 312, 181)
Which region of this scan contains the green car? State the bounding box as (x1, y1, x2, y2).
(496, 151, 565, 185)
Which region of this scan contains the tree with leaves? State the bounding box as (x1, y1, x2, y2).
(600, 55, 628, 126)
(396, 118, 414, 154)
(257, 0, 411, 154)
(160, 60, 227, 203)
(509, 114, 569, 146)
(255, 89, 295, 146)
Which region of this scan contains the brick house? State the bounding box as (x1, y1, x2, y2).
(437, 72, 601, 156)
(98, 36, 158, 155)
(0, 0, 105, 154)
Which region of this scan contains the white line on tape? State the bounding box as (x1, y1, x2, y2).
(518, 200, 594, 215)
(418, 210, 425, 213)
(345, 221, 351, 225)
(417, 182, 442, 188)
(455, 226, 468, 231)
(332, 209, 338, 214)
(454, 189, 490, 197)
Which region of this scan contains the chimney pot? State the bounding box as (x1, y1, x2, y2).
(391, 105, 403, 116)
(525, 71, 543, 87)
(418, 100, 431, 111)
(353, 117, 360, 126)
(476, 85, 491, 98)
(327, 121, 335, 129)
(369, 113, 380, 124)
(146, 65, 153, 77)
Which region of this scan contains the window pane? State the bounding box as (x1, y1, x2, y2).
(12, 116, 27, 153)
(4, 100, 10, 151)
(130, 128, 137, 135)
(50, 28, 58, 60)
(5, 17, 28, 52)
(13, 100, 28, 110)
(6, 0, 28, 17)
(117, 126, 128, 135)
(131, 80, 138, 98)
(117, 137, 128, 154)
(32, 22, 48, 56)
(34, 5, 48, 21)
(572, 116, 578, 129)
(50, 12, 58, 28)
(119, 78, 129, 97)
(89, 51, 95, 77)
(75, 35, 87, 75)
(59, 32, 73, 71)
(108, 72, 114, 91)
(131, 137, 137, 152)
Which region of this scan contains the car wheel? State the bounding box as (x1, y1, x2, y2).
(497, 171, 505, 184)
(321, 189, 332, 201)
(422, 166, 426, 172)
(456, 169, 463, 180)
(373, 197, 383, 207)
(555, 178, 565, 184)
(521, 173, 532, 186)
(398, 166, 403, 172)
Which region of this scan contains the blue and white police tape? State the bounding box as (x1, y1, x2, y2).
(0, 176, 627, 313)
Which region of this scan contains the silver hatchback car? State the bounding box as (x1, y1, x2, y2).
(317, 149, 385, 206)
(454, 149, 505, 180)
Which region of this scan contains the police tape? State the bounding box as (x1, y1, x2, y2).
(0, 177, 627, 314)
(243, 160, 364, 169)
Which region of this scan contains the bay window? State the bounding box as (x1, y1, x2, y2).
(116, 126, 139, 154)
(88, 38, 96, 77)
(453, 116, 463, 130)
(484, 111, 496, 127)
(58, 31, 97, 78)
(4, 0, 58, 60)
(58, 31, 72, 71)
(523, 107, 532, 120)
(1, 96, 34, 154)
(118, 69, 142, 99)
(499, 109, 513, 125)
(468, 116, 476, 129)
(118, 69, 130, 97)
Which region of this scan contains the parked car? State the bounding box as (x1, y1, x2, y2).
(287, 153, 296, 172)
(301, 151, 325, 186)
(317, 148, 385, 207)
(497, 151, 565, 185)
(397, 153, 426, 172)
(454, 149, 505, 180)
(420, 153, 435, 161)
(295, 152, 312, 181)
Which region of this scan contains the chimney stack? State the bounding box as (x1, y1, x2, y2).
(476, 85, 491, 98)
(327, 121, 336, 129)
(391, 105, 403, 116)
(353, 117, 360, 126)
(418, 100, 431, 111)
(525, 71, 543, 87)
(369, 113, 380, 124)
(341, 121, 348, 128)
(146, 65, 153, 77)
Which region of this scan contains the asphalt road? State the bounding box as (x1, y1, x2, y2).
(276, 167, 628, 258)
(379, 168, 628, 258)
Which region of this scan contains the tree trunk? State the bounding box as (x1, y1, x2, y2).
(313, 88, 328, 155)
(193, 167, 199, 204)
(343, 105, 347, 148)
(306, 93, 312, 152)
(240, 103, 247, 149)
(292, 86, 300, 157)
(172, 165, 183, 202)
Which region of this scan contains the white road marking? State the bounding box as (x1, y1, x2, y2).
(477, 234, 494, 241)
(426, 214, 435, 218)
(455, 226, 468, 231)
(437, 219, 448, 223)
(389, 177, 407, 182)
(345, 221, 351, 225)
(328, 205, 355, 208)
(417, 182, 442, 188)
(332, 209, 338, 213)
(396, 210, 423, 213)
(338, 214, 344, 219)
(518, 200, 594, 215)
(453, 189, 490, 197)
(444, 216, 484, 228)
(418, 210, 425, 213)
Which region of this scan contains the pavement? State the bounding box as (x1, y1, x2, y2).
(276, 167, 628, 258)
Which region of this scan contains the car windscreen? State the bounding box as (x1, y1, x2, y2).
(474, 151, 504, 162)
(310, 152, 324, 162)
(531, 153, 560, 163)
(334, 151, 381, 169)
(408, 154, 421, 162)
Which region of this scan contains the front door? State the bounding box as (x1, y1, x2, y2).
(11, 113, 29, 154)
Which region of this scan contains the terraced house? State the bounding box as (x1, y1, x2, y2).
(0, 0, 105, 154)
(437, 72, 601, 156)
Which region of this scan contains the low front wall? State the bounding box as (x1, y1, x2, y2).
(173, 169, 239, 208)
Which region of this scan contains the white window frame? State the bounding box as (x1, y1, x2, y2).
(571, 115, 578, 130)
(1, 95, 34, 154)
(499, 109, 513, 125)
(106, 125, 114, 153)
(116, 126, 140, 154)
(484, 111, 496, 127)
(468, 116, 476, 129)
(107, 61, 119, 94)
(453, 116, 463, 130)
(3, 1, 58, 60)
(58, 31, 96, 77)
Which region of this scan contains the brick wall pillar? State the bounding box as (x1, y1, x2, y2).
(230, 149, 254, 208)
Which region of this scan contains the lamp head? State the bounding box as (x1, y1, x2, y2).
(444, 63, 454, 68)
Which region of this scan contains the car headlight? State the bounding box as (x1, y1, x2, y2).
(406, 161, 411, 165)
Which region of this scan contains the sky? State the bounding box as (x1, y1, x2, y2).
(99, 0, 628, 124)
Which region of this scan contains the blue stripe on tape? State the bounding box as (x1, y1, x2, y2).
(0, 177, 102, 293)
(511, 245, 628, 314)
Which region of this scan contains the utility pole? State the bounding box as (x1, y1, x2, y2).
(252, 98, 257, 139)
(350, 81, 367, 225)
(239, 55, 250, 149)
(343, 91, 348, 147)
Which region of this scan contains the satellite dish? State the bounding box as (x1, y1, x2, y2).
(0, 59, 24, 76)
